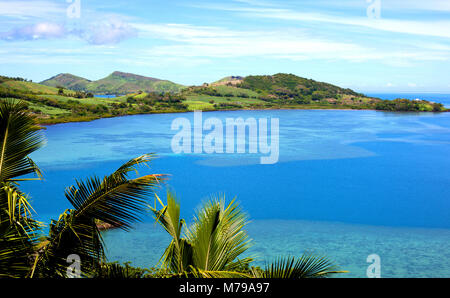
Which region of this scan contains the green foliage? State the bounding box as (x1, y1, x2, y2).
(95, 262, 151, 278)
(252, 254, 347, 278)
(150, 193, 253, 278)
(32, 155, 166, 277)
(151, 193, 346, 278)
(41, 72, 185, 95)
(374, 99, 446, 112)
(0, 99, 44, 278)
(40, 74, 91, 92)
(126, 92, 188, 111)
(237, 73, 361, 105)
(2, 72, 448, 123)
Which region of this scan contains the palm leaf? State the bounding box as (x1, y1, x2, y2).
(150, 192, 193, 273)
(0, 100, 44, 278)
(153, 193, 252, 276)
(185, 196, 252, 272)
(33, 155, 165, 277)
(256, 253, 348, 278)
(0, 99, 45, 182)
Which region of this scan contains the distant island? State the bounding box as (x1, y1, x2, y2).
(0, 72, 447, 125)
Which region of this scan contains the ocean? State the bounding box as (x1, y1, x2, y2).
(20, 102, 450, 277)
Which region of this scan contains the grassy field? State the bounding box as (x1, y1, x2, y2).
(211, 85, 260, 98)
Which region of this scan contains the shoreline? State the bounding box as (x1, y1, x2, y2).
(38, 105, 449, 126)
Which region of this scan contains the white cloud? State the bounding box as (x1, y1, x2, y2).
(236, 8, 450, 39)
(384, 0, 450, 12)
(0, 1, 63, 18)
(197, 3, 450, 39)
(132, 23, 449, 65)
(85, 19, 137, 45)
(0, 22, 65, 40)
(0, 18, 137, 45)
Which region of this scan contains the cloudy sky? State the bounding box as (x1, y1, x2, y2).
(1, 0, 450, 92)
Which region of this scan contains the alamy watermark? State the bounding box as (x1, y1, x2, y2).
(171, 111, 280, 164)
(366, 254, 381, 278)
(66, 0, 81, 19)
(366, 0, 381, 19)
(66, 254, 81, 278)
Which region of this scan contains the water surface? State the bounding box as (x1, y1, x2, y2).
(21, 109, 450, 277)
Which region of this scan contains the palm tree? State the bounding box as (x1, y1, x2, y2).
(0, 99, 44, 277)
(0, 99, 166, 278)
(151, 193, 347, 278)
(31, 154, 165, 278)
(151, 192, 253, 278)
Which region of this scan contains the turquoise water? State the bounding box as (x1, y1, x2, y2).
(20, 109, 450, 277)
(102, 220, 450, 278)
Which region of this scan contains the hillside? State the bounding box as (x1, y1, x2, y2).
(0, 75, 68, 95)
(41, 73, 91, 91)
(211, 76, 244, 86)
(181, 73, 446, 112)
(237, 73, 365, 104)
(0, 73, 446, 125)
(41, 71, 185, 95)
(0, 75, 189, 123)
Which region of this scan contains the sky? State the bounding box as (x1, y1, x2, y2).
(0, 0, 450, 93)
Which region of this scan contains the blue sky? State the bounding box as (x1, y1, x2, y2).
(1, 0, 450, 92)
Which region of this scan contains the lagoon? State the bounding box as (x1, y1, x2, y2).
(22, 109, 450, 277)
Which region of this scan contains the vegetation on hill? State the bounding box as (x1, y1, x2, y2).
(41, 71, 185, 95)
(0, 75, 190, 124)
(40, 73, 91, 91)
(374, 98, 445, 112)
(237, 73, 363, 103)
(0, 73, 447, 124)
(183, 73, 447, 112)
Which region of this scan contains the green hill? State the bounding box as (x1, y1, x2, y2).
(40, 73, 91, 91)
(182, 73, 446, 112)
(0, 75, 68, 95)
(41, 71, 185, 95)
(236, 73, 365, 103)
(0, 73, 446, 125)
(0, 75, 190, 124)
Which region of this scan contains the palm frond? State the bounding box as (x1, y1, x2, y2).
(189, 267, 252, 278)
(0, 99, 45, 182)
(150, 192, 193, 273)
(257, 253, 348, 278)
(185, 196, 251, 272)
(0, 100, 44, 278)
(33, 155, 166, 277)
(96, 262, 150, 279)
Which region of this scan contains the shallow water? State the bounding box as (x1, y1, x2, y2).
(102, 220, 450, 278)
(20, 109, 450, 277)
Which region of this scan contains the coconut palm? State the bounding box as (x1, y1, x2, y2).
(152, 193, 347, 278)
(31, 155, 165, 278)
(0, 99, 165, 278)
(151, 192, 253, 278)
(0, 99, 44, 278)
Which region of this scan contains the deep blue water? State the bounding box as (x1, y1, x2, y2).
(20, 108, 450, 277)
